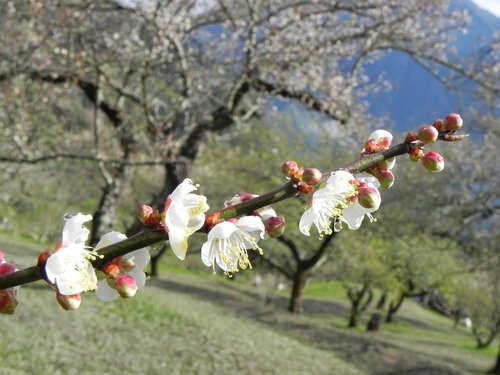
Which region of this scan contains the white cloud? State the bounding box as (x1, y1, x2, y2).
(470, 0, 500, 17)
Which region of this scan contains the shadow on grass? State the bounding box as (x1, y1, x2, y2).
(152, 277, 480, 375)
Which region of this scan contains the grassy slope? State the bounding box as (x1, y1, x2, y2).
(0, 236, 363, 375)
(0, 235, 496, 375)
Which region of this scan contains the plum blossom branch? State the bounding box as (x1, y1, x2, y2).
(0, 118, 466, 293)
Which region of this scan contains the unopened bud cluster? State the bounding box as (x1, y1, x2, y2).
(0, 250, 19, 314)
(362, 130, 396, 189)
(405, 113, 462, 173)
(281, 161, 323, 195)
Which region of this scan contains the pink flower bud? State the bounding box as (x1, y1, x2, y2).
(409, 148, 424, 162)
(0, 262, 17, 277)
(417, 125, 438, 143)
(114, 275, 138, 298)
(422, 152, 444, 173)
(0, 250, 4, 264)
(264, 216, 286, 238)
(444, 113, 463, 132)
(118, 257, 135, 272)
(377, 170, 395, 189)
(137, 204, 154, 223)
(405, 132, 417, 142)
(56, 292, 81, 311)
(281, 161, 299, 177)
(433, 119, 445, 132)
(0, 290, 19, 314)
(302, 168, 322, 185)
(357, 183, 381, 210)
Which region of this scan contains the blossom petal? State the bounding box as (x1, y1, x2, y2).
(62, 213, 92, 246)
(169, 179, 197, 201)
(207, 221, 238, 240)
(96, 282, 119, 302)
(299, 207, 315, 236)
(236, 216, 265, 238)
(342, 203, 367, 230)
(95, 231, 127, 249)
(124, 248, 151, 269)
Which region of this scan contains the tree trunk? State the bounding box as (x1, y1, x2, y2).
(288, 267, 307, 313)
(90, 166, 131, 246)
(347, 284, 371, 328)
(473, 327, 497, 349)
(489, 340, 500, 374)
(149, 245, 167, 278)
(377, 289, 387, 309)
(386, 293, 405, 323)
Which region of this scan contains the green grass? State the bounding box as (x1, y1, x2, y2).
(0, 235, 497, 375)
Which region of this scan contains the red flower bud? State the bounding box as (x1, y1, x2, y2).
(115, 275, 138, 298)
(433, 119, 445, 132)
(281, 161, 299, 177)
(405, 132, 417, 142)
(298, 182, 314, 195)
(357, 183, 381, 210)
(0, 290, 19, 314)
(0, 262, 17, 277)
(102, 263, 121, 279)
(444, 113, 463, 132)
(364, 139, 378, 153)
(377, 170, 395, 189)
(417, 125, 438, 143)
(422, 151, 444, 173)
(302, 168, 322, 185)
(409, 148, 424, 162)
(56, 292, 81, 311)
(137, 204, 154, 223)
(264, 216, 286, 238)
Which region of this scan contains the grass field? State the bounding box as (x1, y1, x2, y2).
(0, 234, 497, 375)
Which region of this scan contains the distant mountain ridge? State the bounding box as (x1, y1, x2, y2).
(365, 0, 499, 131)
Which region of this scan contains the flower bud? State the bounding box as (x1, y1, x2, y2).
(118, 257, 135, 272)
(433, 119, 445, 132)
(409, 148, 424, 162)
(145, 210, 162, 226)
(444, 113, 463, 132)
(0, 290, 19, 314)
(0, 262, 17, 277)
(137, 204, 154, 223)
(281, 161, 299, 177)
(115, 275, 138, 298)
(357, 183, 381, 210)
(302, 168, 322, 185)
(102, 263, 121, 279)
(405, 132, 417, 142)
(0, 250, 4, 264)
(264, 216, 286, 238)
(417, 125, 438, 143)
(364, 139, 377, 153)
(422, 151, 444, 173)
(56, 292, 81, 311)
(297, 182, 313, 195)
(377, 157, 395, 171)
(377, 170, 395, 189)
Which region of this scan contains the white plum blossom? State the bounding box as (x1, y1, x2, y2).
(163, 179, 209, 260)
(201, 216, 265, 274)
(341, 174, 381, 230)
(45, 214, 99, 295)
(299, 170, 356, 237)
(94, 231, 150, 302)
